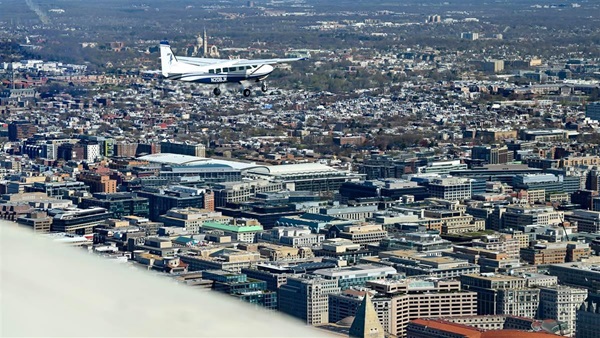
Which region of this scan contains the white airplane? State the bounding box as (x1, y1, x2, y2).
(159, 41, 306, 97)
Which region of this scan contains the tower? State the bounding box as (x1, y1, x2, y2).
(349, 294, 385, 338)
(203, 28, 208, 56)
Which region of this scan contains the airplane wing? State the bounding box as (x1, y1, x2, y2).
(232, 57, 307, 66)
(176, 56, 226, 66)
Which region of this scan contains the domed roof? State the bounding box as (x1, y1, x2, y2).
(336, 316, 355, 327)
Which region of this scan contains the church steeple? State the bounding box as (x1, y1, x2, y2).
(349, 294, 385, 338)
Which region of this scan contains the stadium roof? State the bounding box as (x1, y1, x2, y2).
(248, 163, 340, 176)
(137, 153, 265, 171)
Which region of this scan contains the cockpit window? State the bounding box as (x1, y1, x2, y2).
(252, 65, 258, 68)
(245, 66, 252, 70)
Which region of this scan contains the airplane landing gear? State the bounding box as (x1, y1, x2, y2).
(261, 82, 268, 92)
(243, 88, 251, 97)
(213, 87, 221, 96)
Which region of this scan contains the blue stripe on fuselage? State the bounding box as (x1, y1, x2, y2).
(173, 73, 268, 84)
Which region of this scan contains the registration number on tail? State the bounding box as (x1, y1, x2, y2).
(210, 77, 227, 83)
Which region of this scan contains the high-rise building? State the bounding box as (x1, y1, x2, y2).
(278, 275, 341, 325)
(539, 286, 587, 335)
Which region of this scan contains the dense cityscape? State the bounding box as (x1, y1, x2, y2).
(2, 0, 600, 337)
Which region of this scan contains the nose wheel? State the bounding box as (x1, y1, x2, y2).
(261, 82, 268, 92)
(213, 87, 221, 96)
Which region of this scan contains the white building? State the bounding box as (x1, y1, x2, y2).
(539, 285, 587, 336)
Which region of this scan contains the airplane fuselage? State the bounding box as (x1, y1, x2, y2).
(164, 61, 274, 84)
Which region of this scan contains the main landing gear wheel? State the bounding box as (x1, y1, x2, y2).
(261, 82, 268, 92)
(213, 87, 221, 96)
(243, 88, 251, 97)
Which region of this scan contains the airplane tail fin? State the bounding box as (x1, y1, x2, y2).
(159, 41, 178, 77)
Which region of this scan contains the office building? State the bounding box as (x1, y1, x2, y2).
(496, 205, 563, 230)
(365, 278, 477, 337)
(218, 202, 302, 229)
(428, 177, 472, 201)
(8, 121, 36, 141)
(339, 180, 429, 203)
(513, 173, 580, 194)
(158, 208, 225, 234)
(56, 143, 85, 161)
(461, 32, 479, 40)
(160, 141, 206, 157)
(547, 262, 600, 297)
(16, 210, 52, 233)
(312, 264, 396, 290)
(202, 219, 263, 243)
(585, 102, 600, 122)
(472, 145, 513, 164)
(137, 186, 210, 221)
(48, 207, 113, 235)
(378, 233, 452, 253)
(319, 205, 378, 222)
(363, 250, 480, 278)
(201, 270, 277, 310)
(278, 275, 341, 325)
(565, 210, 600, 233)
(417, 160, 467, 174)
(461, 273, 539, 318)
(577, 299, 600, 338)
(79, 192, 149, 219)
(331, 223, 388, 245)
(76, 173, 117, 194)
(212, 180, 284, 207)
(520, 242, 590, 265)
(27, 180, 90, 198)
(263, 226, 325, 247)
(241, 267, 288, 292)
(358, 155, 407, 180)
(179, 247, 262, 272)
(314, 238, 373, 264)
(407, 319, 562, 338)
(539, 285, 587, 335)
(276, 213, 354, 233)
